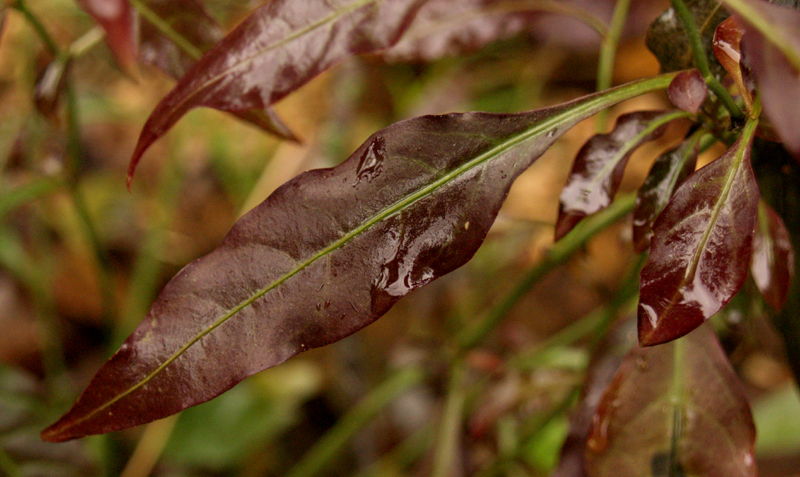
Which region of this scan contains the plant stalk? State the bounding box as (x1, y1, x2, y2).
(595, 0, 631, 131)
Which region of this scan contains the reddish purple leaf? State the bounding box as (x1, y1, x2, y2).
(555, 110, 685, 241)
(728, 0, 800, 157)
(632, 133, 701, 253)
(638, 120, 760, 347)
(751, 201, 794, 311)
(41, 76, 676, 442)
(667, 69, 707, 114)
(713, 16, 754, 111)
(76, 0, 137, 72)
(585, 324, 757, 477)
(128, 0, 427, 186)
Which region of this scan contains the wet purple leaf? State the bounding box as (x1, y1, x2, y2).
(76, 0, 137, 72)
(751, 201, 794, 311)
(637, 120, 760, 347)
(667, 69, 707, 114)
(128, 0, 428, 186)
(632, 133, 701, 253)
(584, 324, 757, 477)
(555, 110, 685, 241)
(43, 76, 676, 442)
(713, 16, 754, 111)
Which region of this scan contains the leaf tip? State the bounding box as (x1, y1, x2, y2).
(554, 212, 585, 241)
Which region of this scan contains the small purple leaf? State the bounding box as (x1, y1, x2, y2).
(638, 120, 760, 347)
(555, 110, 685, 241)
(713, 16, 754, 111)
(751, 201, 794, 312)
(77, 0, 138, 72)
(42, 76, 677, 442)
(128, 0, 427, 185)
(632, 133, 701, 253)
(667, 69, 707, 114)
(585, 324, 757, 477)
(34, 56, 71, 120)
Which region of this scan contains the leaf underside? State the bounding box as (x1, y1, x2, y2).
(751, 201, 794, 311)
(637, 127, 759, 346)
(584, 324, 757, 477)
(43, 76, 675, 442)
(77, 0, 137, 71)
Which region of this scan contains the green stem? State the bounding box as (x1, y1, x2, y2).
(670, 0, 743, 119)
(353, 422, 435, 477)
(285, 366, 426, 477)
(13, 0, 59, 54)
(128, 0, 203, 60)
(431, 364, 468, 477)
(0, 448, 22, 477)
(457, 193, 637, 350)
(595, 0, 631, 131)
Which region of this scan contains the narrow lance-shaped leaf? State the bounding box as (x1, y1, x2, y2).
(632, 131, 703, 253)
(77, 0, 138, 72)
(584, 323, 757, 477)
(128, 0, 428, 185)
(751, 201, 794, 311)
(41, 74, 676, 442)
(555, 110, 687, 241)
(638, 116, 760, 347)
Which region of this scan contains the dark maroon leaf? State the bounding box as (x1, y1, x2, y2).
(584, 324, 757, 477)
(713, 16, 754, 111)
(41, 75, 677, 442)
(76, 0, 137, 72)
(632, 133, 702, 253)
(751, 201, 794, 311)
(730, 0, 800, 157)
(637, 119, 760, 347)
(667, 69, 707, 114)
(128, 0, 428, 186)
(555, 110, 686, 241)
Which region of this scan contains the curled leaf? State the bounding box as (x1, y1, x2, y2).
(555, 110, 685, 241)
(128, 0, 427, 185)
(632, 132, 702, 253)
(76, 0, 138, 72)
(638, 119, 760, 347)
(667, 69, 708, 114)
(585, 324, 757, 477)
(751, 201, 794, 311)
(42, 75, 676, 442)
(713, 16, 754, 111)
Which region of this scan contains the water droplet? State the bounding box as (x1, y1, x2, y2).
(354, 136, 386, 185)
(636, 355, 648, 371)
(546, 129, 557, 138)
(324, 299, 331, 309)
(464, 221, 470, 230)
(315, 302, 322, 311)
(587, 412, 610, 454)
(339, 313, 346, 320)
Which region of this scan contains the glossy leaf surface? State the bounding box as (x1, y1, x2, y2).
(555, 110, 683, 241)
(128, 0, 427, 184)
(667, 69, 707, 114)
(751, 201, 794, 311)
(43, 75, 676, 442)
(77, 0, 137, 71)
(713, 16, 754, 111)
(729, 0, 800, 157)
(638, 119, 760, 346)
(632, 133, 701, 253)
(584, 324, 757, 477)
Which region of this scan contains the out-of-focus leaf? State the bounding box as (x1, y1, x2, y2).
(128, 0, 428, 185)
(137, 0, 299, 145)
(753, 384, 800, 456)
(713, 16, 754, 111)
(555, 110, 685, 241)
(632, 132, 702, 253)
(584, 324, 757, 477)
(34, 56, 71, 121)
(41, 75, 677, 442)
(646, 0, 729, 76)
(382, 0, 608, 62)
(667, 69, 707, 114)
(751, 201, 794, 312)
(726, 0, 800, 157)
(638, 118, 760, 346)
(76, 0, 138, 72)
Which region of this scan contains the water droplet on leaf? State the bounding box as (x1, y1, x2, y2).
(355, 136, 386, 185)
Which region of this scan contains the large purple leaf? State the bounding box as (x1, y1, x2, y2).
(77, 0, 137, 72)
(41, 75, 675, 442)
(725, 0, 800, 157)
(584, 324, 757, 477)
(632, 133, 701, 253)
(751, 201, 794, 312)
(637, 119, 760, 347)
(127, 0, 428, 185)
(555, 110, 686, 241)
